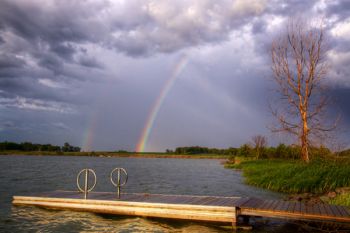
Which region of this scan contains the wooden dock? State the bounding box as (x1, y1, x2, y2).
(12, 191, 350, 226)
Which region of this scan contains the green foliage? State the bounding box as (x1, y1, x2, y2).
(172, 145, 254, 156)
(173, 146, 237, 155)
(328, 193, 350, 207)
(335, 148, 350, 158)
(0, 141, 80, 152)
(172, 144, 334, 160)
(264, 144, 300, 159)
(237, 144, 254, 157)
(235, 159, 350, 194)
(224, 156, 256, 169)
(62, 142, 80, 152)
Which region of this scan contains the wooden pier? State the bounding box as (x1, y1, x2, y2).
(13, 191, 350, 227)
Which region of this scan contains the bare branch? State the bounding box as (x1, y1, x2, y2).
(269, 19, 337, 162)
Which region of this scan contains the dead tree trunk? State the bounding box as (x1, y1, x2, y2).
(270, 19, 335, 163)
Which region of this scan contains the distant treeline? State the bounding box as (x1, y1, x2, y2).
(0, 141, 81, 152)
(167, 146, 237, 155)
(168, 144, 350, 159)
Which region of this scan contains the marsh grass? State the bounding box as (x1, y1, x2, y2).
(234, 159, 350, 194)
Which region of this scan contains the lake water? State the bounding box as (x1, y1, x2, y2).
(0, 155, 316, 232)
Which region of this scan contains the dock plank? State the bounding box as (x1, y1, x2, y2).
(273, 201, 285, 211)
(235, 197, 250, 207)
(270, 200, 281, 211)
(312, 204, 321, 215)
(287, 202, 295, 213)
(318, 203, 327, 216)
(293, 202, 301, 214)
(264, 200, 277, 211)
(323, 204, 335, 217)
(243, 198, 262, 209)
(211, 197, 234, 206)
(300, 202, 306, 214)
(329, 204, 342, 217)
(336, 205, 350, 217)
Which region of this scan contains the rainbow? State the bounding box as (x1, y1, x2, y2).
(81, 112, 98, 152)
(136, 54, 189, 152)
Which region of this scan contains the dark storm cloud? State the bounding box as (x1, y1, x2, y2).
(51, 122, 69, 130)
(325, 1, 350, 21)
(0, 0, 101, 43)
(49, 43, 76, 61)
(0, 0, 349, 150)
(331, 87, 350, 116)
(2, 121, 15, 128)
(0, 54, 25, 69)
(0, 0, 270, 62)
(37, 53, 64, 75)
(78, 56, 104, 69)
(328, 51, 350, 86)
(0, 0, 269, 112)
(0, 0, 107, 74)
(266, 0, 318, 16)
(0, 0, 113, 111)
(0, 53, 27, 80)
(252, 20, 267, 34)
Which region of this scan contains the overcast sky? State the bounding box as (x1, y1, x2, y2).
(0, 0, 349, 152)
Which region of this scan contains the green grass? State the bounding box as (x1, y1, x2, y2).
(229, 159, 350, 194)
(328, 193, 350, 207)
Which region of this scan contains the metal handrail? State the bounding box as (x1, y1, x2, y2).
(110, 168, 128, 199)
(76, 168, 97, 199)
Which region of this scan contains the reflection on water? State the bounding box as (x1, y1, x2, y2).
(9, 205, 308, 233)
(11, 205, 303, 233)
(0, 155, 334, 232)
(10, 206, 233, 233)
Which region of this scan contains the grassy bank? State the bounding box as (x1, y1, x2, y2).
(227, 159, 350, 194)
(226, 159, 350, 207)
(329, 193, 350, 207)
(0, 150, 229, 159)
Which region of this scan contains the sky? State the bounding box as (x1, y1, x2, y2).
(0, 0, 349, 152)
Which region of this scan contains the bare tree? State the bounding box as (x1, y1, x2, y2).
(252, 135, 267, 159)
(270, 19, 336, 163)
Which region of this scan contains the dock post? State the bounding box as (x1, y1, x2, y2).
(232, 207, 238, 232)
(232, 220, 237, 232)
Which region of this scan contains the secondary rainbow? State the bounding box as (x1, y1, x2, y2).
(136, 54, 189, 152)
(81, 111, 98, 152)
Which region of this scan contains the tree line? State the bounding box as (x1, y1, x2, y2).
(166, 146, 237, 155)
(0, 141, 81, 152)
(167, 143, 349, 160)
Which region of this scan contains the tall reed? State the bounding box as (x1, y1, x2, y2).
(237, 159, 350, 194)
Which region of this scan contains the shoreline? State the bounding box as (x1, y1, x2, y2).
(0, 151, 230, 159)
(226, 159, 350, 208)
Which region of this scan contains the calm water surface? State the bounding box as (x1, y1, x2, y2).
(0, 155, 320, 232)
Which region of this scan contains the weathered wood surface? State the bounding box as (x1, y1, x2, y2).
(12, 191, 350, 224)
(237, 197, 350, 223)
(14, 190, 241, 206)
(13, 191, 238, 223)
